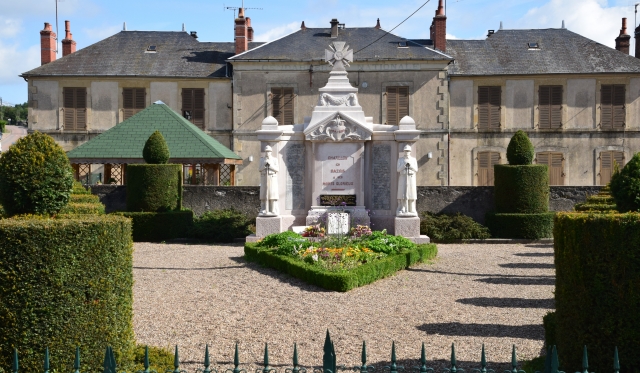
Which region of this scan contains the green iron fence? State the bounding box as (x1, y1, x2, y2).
(6, 331, 623, 373)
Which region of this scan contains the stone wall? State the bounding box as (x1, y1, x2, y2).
(91, 185, 601, 223)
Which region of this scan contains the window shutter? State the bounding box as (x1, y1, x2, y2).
(193, 88, 205, 129)
(601, 85, 613, 129)
(551, 86, 563, 129)
(478, 87, 489, 129)
(387, 87, 398, 125)
(599, 151, 624, 185)
(538, 86, 551, 129)
(478, 151, 500, 186)
(271, 88, 282, 124)
(489, 86, 501, 129)
(398, 86, 409, 121)
(63, 88, 75, 129)
(135, 88, 145, 110)
(282, 88, 294, 125)
(550, 152, 564, 185)
(123, 88, 134, 120)
(75, 88, 87, 129)
(612, 85, 625, 128)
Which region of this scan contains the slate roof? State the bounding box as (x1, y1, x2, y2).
(22, 31, 262, 78)
(67, 102, 241, 163)
(444, 28, 640, 76)
(229, 27, 452, 62)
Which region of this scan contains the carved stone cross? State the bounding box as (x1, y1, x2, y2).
(325, 41, 353, 71)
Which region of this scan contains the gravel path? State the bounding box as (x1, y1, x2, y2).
(133, 242, 554, 371)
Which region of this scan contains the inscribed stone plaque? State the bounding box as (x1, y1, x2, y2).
(319, 194, 356, 206)
(372, 145, 391, 210)
(285, 143, 305, 210)
(322, 154, 356, 194)
(327, 212, 350, 235)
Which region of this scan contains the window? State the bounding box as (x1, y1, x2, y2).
(63, 87, 87, 130)
(123, 88, 146, 120)
(181, 88, 205, 129)
(539, 86, 562, 129)
(537, 152, 565, 185)
(477, 151, 500, 186)
(601, 85, 625, 129)
(600, 151, 625, 185)
(271, 87, 294, 125)
(386, 86, 409, 125)
(527, 42, 540, 49)
(478, 86, 501, 129)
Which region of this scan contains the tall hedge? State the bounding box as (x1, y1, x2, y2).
(0, 132, 73, 216)
(0, 215, 135, 372)
(553, 212, 640, 372)
(126, 164, 182, 212)
(610, 152, 640, 212)
(494, 164, 549, 213)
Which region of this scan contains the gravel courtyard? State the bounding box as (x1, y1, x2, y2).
(133, 242, 554, 371)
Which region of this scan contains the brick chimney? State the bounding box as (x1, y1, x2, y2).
(247, 17, 254, 42)
(429, 0, 447, 52)
(330, 18, 339, 38)
(234, 7, 248, 54)
(636, 24, 640, 59)
(40, 22, 57, 65)
(61, 20, 76, 57)
(615, 17, 631, 54)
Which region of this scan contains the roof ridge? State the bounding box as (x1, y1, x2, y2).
(229, 27, 301, 59)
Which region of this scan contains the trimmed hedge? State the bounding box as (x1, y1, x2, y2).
(553, 212, 640, 372)
(142, 131, 170, 165)
(69, 193, 101, 204)
(72, 181, 91, 194)
(485, 212, 554, 239)
(506, 130, 535, 165)
(115, 210, 193, 242)
(573, 203, 617, 212)
(494, 164, 549, 213)
(0, 215, 135, 372)
(59, 202, 106, 215)
(420, 212, 491, 242)
(543, 311, 557, 349)
(244, 242, 438, 292)
(190, 209, 253, 242)
(126, 164, 182, 212)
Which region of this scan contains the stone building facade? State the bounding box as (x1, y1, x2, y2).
(21, 1, 640, 187)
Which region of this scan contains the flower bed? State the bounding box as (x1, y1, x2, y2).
(244, 230, 437, 291)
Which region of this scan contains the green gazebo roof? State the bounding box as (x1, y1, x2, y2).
(67, 102, 241, 164)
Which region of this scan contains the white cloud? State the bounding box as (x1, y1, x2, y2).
(0, 18, 23, 38)
(83, 24, 122, 43)
(446, 33, 458, 40)
(254, 21, 300, 42)
(0, 40, 39, 86)
(520, 0, 631, 48)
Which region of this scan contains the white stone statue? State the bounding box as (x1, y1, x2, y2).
(397, 144, 418, 216)
(259, 145, 279, 216)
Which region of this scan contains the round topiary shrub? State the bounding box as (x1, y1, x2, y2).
(506, 130, 534, 165)
(610, 152, 640, 212)
(0, 131, 73, 216)
(143, 130, 170, 164)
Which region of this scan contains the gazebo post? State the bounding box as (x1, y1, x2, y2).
(230, 165, 236, 186)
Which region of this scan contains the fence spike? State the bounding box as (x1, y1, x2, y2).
(361, 341, 367, 367)
(43, 347, 50, 373)
(450, 343, 457, 373)
(74, 347, 81, 373)
(551, 346, 559, 373)
(143, 346, 150, 373)
(203, 344, 211, 373)
(12, 348, 18, 373)
(233, 342, 241, 373)
(262, 343, 271, 373)
(480, 344, 487, 373)
(293, 343, 300, 373)
(390, 341, 397, 373)
(613, 347, 620, 373)
(511, 345, 517, 373)
(111, 346, 117, 373)
(331, 341, 337, 373)
(581, 346, 588, 373)
(543, 346, 551, 373)
(323, 331, 332, 373)
(103, 347, 110, 373)
(173, 345, 181, 373)
(419, 342, 427, 373)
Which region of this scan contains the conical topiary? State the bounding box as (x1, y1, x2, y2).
(506, 130, 534, 165)
(142, 130, 170, 164)
(610, 152, 640, 212)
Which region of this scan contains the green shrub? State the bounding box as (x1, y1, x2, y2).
(258, 231, 312, 255)
(72, 181, 91, 194)
(126, 164, 182, 212)
(190, 209, 253, 242)
(610, 152, 640, 212)
(245, 242, 437, 291)
(115, 210, 193, 242)
(543, 311, 557, 348)
(133, 345, 174, 373)
(0, 120, 6, 133)
(485, 212, 554, 239)
(574, 203, 617, 212)
(494, 165, 549, 213)
(69, 193, 101, 204)
(506, 130, 534, 165)
(358, 230, 416, 254)
(143, 131, 170, 164)
(59, 202, 106, 215)
(0, 215, 135, 372)
(584, 194, 615, 205)
(553, 212, 640, 372)
(420, 212, 491, 242)
(0, 132, 74, 216)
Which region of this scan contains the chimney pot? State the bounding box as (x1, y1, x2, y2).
(61, 20, 76, 57)
(635, 24, 640, 59)
(190, 31, 198, 39)
(40, 22, 57, 65)
(431, 0, 447, 52)
(435, 0, 445, 16)
(330, 18, 339, 38)
(301, 21, 306, 30)
(235, 9, 249, 54)
(375, 18, 381, 29)
(615, 17, 631, 54)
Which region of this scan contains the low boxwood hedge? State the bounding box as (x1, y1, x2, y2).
(115, 210, 193, 242)
(485, 212, 555, 239)
(554, 212, 640, 372)
(574, 203, 617, 212)
(0, 215, 135, 372)
(69, 193, 101, 204)
(244, 242, 437, 292)
(59, 202, 106, 215)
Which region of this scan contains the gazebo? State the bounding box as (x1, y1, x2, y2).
(67, 102, 242, 185)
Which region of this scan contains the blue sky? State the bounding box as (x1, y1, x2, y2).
(1, 0, 638, 106)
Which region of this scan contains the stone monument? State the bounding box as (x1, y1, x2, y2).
(249, 41, 429, 243)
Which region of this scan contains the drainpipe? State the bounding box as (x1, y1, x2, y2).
(447, 72, 451, 186)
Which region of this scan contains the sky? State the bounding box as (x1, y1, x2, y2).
(1, 0, 639, 106)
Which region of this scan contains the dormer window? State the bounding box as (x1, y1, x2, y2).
(398, 42, 408, 48)
(146, 45, 157, 52)
(527, 42, 540, 49)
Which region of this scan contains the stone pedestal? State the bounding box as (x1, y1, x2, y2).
(394, 216, 430, 243)
(256, 216, 283, 238)
(306, 206, 370, 228)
